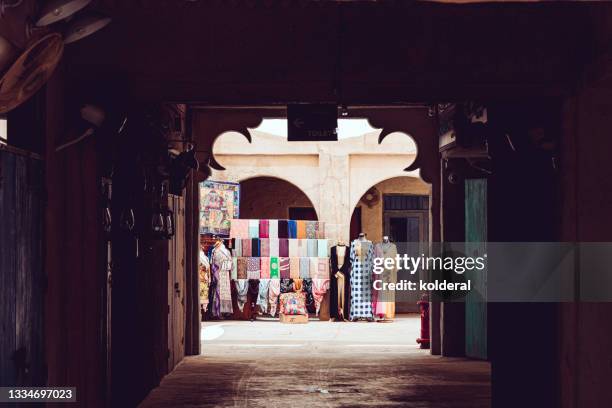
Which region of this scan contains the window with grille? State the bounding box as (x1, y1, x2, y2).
(383, 195, 429, 211)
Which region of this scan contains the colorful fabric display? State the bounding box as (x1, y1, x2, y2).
(260, 257, 271, 279)
(230, 219, 249, 239)
(312, 279, 331, 315)
(279, 257, 291, 279)
(317, 239, 328, 257)
(280, 292, 307, 315)
(257, 279, 270, 314)
(251, 238, 260, 257)
(268, 279, 281, 316)
(270, 257, 280, 278)
(306, 221, 317, 239)
(237, 257, 247, 279)
(307, 239, 317, 257)
(316, 222, 325, 239)
(278, 220, 289, 238)
(309, 257, 318, 279)
(260, 238, 270, 257)
(259, 219, 269, 238)
(231, 258, 238, 280)
(297, 221, 307, 239)
(269, 239, 279, 257)
(242, 239, 252, 257)
(289, 257, 300, 279)
(288, 220, 297, 238)
(247, 257, 260, 279)
(235, 279, 249, 312)
(248, 219, 259, 238)
(298, 239, 308, 257)
(299, 257, 310, 279)
(280, 278, 294, 293)
(269, 220, 278, 239)
(234, 239, 242, 257)
(288, 239, 299, 257)
(279, 239, 289, 257)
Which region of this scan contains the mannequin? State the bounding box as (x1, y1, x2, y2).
(349, 232, 374, 321)
(330, 239, 351, 321)
(374, 235, 398, 321)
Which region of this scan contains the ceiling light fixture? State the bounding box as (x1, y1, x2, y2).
(64, 13, 111, 44)
(36, 0, 92, 27)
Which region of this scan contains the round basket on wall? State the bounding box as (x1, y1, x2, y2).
(360, 187, 380, 208)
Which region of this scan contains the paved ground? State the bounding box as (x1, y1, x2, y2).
(140, 315, 490, 407)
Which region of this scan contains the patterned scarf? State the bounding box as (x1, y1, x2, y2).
(247, 257, 260, 280)
(312, 279, 331, 315)
(235, 279, 249, 312)
(257, 279, 270, 314)
(268, 279, 281, 316)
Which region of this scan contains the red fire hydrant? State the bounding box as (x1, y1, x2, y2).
(416, 294, 430, 349)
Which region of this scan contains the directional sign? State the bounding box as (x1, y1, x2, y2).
(287, 104, 338, 141)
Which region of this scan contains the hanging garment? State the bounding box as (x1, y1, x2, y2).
(288, 239, 299, 257)
(309, 257, 318, 279)
(234, 239, 242, 257)
(219, 271, 233, 314)
(230, 219, 249, 239)
(260, 257, 271, 279)
(211, 243, 234, 315)
(298, 239, 308, 257)
(306, 221, 317, 239)
(307, 239, 317, 257)
(270, 256, 280, 278)
(247, 257, 260, 280)
(312, 279, 331, 315)
(280, 278, 294, 293)
(293, 278, 303, 292)
(231, 257, 238, 280)
(269, 220, 278, 239)
(251, 238, 260, 257)
(268, 279, 281, 316)
(235, 279, 249, 312)
(302, 279, 316, 314)
(242, 239, 252, 257)
(289, 257, 301, 279)
(199, 251, 211, 308)
(269, 239, 279, 257)
(248, 279, 260, 318)
(259, 219, 269, 238)
(260, 238, 270, 257)
(349, 239, 374, 320)
(279, 257, 291, 279)
(299, 257, 310, 279)
(279, 239, 289, 257)
(316, 222, 325, 239)
(207, 258, 221, 318)
(330, 245, 351, 320)
(237, 257, 247, 279)
(248, 219, 259, 238)
(278, 220, 289, 239)
(280, 292, 307, 315)
(317, 239, 328, 257)
(288, 220, 297, 238)
(373, 242, 398, 319)
(257, 279, 271, 314)
(297, 221, 307, 239)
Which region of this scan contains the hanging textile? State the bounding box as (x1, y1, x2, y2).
(297, 221, 307, 239)
(229, 219, 249, 239)
(289, 257, 301, 279)
(234, 239, 242, 257)
(248, 219, 259, 238)
(242, 239, 252, 257)
(259, 219, 269, 238)
(251, 238, 260, 257)
(309, 257, 318, 279)
(349, 239, 374, 320)
(299, 257, 310, 279)
(269, 238, 279, 257)
(307, 239, 317, 257)
(312, 279, 330, 315)
(280, 278, 294, 293)
(247, 257, 260, 279)
(270, 256, 280, 278)
(373, 242, 398, 319)
(306, 221, 317, 239)
(298, 239, 308, 257)
(317, 239, 328, 257)
(260, 238, 270, 257)
(288, 239, 299, 257)
(279, 239, 289, 257)
(330, 245, 351, 320)
(199, 251, 211, 309)
(237, 257, 247, 279)
(293, 278, 303, 292)
(314, 257, 329, 279)
(200, 181, 240, 236)
(302, 279, 316, 314)
(268, 279, 281, 316)
(288, 220, 297, 238)
(231, 257, 238, 280)
(278, 220, 289, 238)
(260, 257, 271, 279)
(235, 279, 249, 312)
(316, 222, 325, 239)
(257, 279, 271, 314)
(269, 220, 278, 239)
(210, 242, 234, 315)
(279, 257, 291, 279)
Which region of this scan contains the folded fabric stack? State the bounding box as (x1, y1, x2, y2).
(228, 219, 330, 317)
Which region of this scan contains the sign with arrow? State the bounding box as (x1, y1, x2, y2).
(287, 104, 338, 141)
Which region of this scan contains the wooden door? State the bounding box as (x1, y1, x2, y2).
(465, 179, 487, 359)
(0, 148, 45, 387)
(168, 195, 186, 371)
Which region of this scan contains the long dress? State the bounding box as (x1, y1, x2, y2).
(373, 242, 398, 319)
(349, 238, 374, 320)
(211, 243, 234, 315)
(330, 245, 351, 320)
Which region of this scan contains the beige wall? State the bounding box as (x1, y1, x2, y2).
(358, 177, 431, 242)
(239, 177, 314, 219)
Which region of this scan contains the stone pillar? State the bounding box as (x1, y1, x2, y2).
(317, 149, 351, 245)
